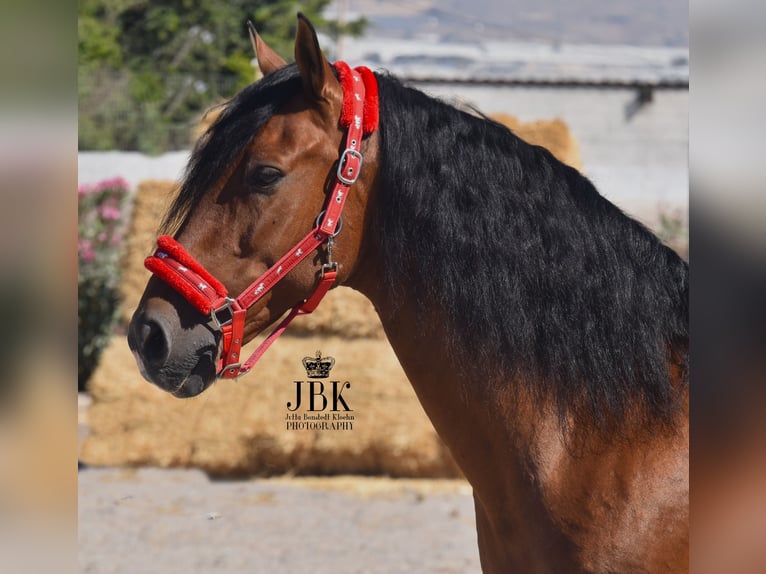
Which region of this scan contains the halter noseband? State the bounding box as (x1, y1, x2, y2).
(144, 62, 378, 379)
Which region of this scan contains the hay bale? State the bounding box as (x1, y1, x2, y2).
(81, 335, 460, 478)
(491, 113, 583, 171)
(119, 180, 177, 325)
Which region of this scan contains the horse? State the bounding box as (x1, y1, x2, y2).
(128, 14, 689, 573)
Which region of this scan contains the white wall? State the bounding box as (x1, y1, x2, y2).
(78, 150, 190, 192)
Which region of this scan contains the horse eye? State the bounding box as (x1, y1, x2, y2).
(248, 166, 283, 193)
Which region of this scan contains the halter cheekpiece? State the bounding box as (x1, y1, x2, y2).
(144, 62, 378, 379)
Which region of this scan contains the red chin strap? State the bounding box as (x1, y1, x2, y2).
(144, 63, 377, 379)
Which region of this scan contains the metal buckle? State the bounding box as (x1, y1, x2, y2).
(210, 297, 236, 330)
(337, 148, 363, 185)
(320, 261, 339, 278)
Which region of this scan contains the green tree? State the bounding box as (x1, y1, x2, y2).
(78, 0, 366, 153)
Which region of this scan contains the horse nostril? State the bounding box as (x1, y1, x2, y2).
(135, 318, 171, 369)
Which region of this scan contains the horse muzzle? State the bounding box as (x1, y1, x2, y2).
(127, 282, 220, 397)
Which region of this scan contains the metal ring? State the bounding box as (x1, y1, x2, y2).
(314, 211, 343, 237)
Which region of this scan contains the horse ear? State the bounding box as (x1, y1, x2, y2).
(248, 21, 287, 77)
(294, 13, 342, 107)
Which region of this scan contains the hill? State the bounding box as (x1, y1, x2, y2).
(331, 0, 687, 47)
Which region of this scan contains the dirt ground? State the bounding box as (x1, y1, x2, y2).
(78, 466, 480, 574)
(79, 394, 480, 574)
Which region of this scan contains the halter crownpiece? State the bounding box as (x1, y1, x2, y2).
(144, 63, 378, 379)
(333, 61, 379, 135)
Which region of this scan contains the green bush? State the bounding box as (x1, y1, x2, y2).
(78, 177, 130, 390)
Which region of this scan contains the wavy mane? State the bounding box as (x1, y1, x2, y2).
(374, 73, 688, 431)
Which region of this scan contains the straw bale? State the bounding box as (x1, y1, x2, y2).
(81, 335, 460, 478)
(119, 180, 176, 325)
(491, 113, 583, 171)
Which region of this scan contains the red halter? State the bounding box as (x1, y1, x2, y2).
(144, 62, 378, 379)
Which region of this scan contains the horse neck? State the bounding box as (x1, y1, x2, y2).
(351, 270, 688, 571)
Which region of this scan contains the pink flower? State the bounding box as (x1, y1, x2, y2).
(78, 239, 96, 263)
(95, 177, 129, 193)
(78, 176, 129, 197)
(99, 205, 122, 220)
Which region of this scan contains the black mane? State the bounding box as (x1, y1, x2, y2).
(374, 73, 688, 431)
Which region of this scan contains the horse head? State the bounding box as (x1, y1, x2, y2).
(128, 15, 378, 397)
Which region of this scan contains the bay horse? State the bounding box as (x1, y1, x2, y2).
(129, 14, 689, 573)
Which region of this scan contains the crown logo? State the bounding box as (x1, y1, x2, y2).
(302, 350, 335, 379)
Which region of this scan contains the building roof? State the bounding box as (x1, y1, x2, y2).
(330, 35, 688, 88)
